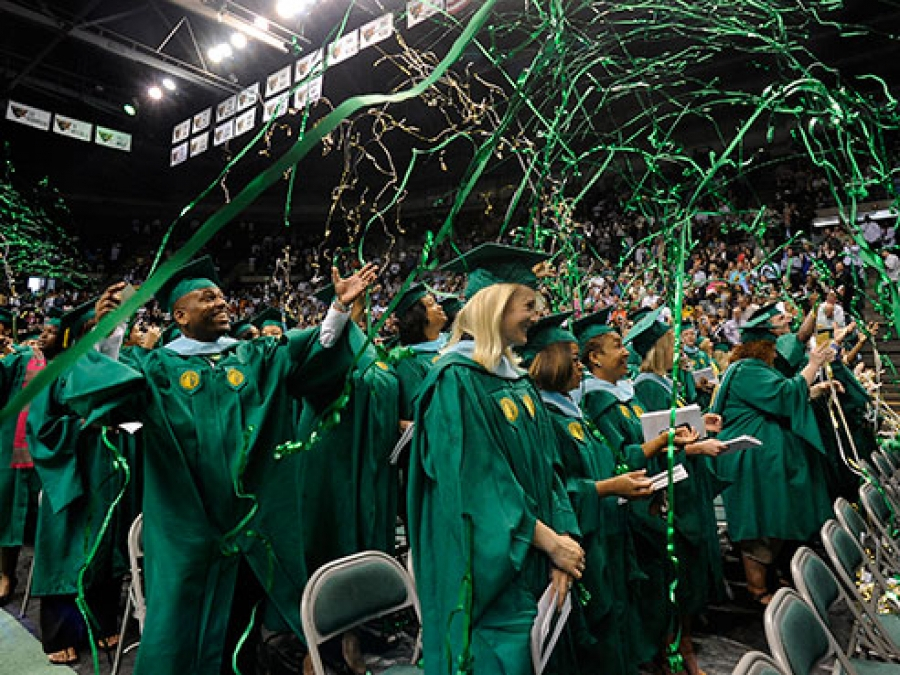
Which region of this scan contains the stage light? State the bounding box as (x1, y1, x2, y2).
(208, 43, 233, 63)
(123, 102, 137, 116)
(276, 0, 313, 19)
(147, 85, 163, 100)
(162, 77, 177, 91)
(230, 32, 248, 49)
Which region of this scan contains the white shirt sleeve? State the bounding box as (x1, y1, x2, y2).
(319, 305, 350, 347)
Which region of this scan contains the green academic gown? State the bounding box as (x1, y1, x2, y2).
(542, 392, 641, 675)
(299, 324, 400, 572)
(27, 378, 132, 598)
(409, 351, 579, 675)
(711, 358, 833, 542)
(632, 374, 725, 619)
(394, 347, 441, 421)
(61, 327, 354, 675)
(579, 377, 666, 663)
(0, 346, 43, 547)
(683, 347, 714, 410)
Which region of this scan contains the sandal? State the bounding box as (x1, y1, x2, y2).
(48, 647, 79, 665)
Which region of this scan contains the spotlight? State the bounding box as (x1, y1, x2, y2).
(147, 85, 163, 100)
(123, 102, 137, 116)
(253, 16, 269, 30)
(230, 32, 248, 49)
(162, 77, 177, 91)
(276, 0, 310, 19)
(208, 43, 233, 63)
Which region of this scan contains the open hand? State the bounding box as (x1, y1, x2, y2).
(332, 263, 379, 307)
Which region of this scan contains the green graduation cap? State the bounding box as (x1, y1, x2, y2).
(0, 308, 13, 327)
(739, 303, 783, 343)
(441, 243, 548, 300)
(571, 307, 614, 351)
(517, 312, 576, 365)
(628, 306, 652, 323)
(624, 307, 671, 359)
(251, 307, 297, 331)
(231, 318, 257, 339)
(45, 306, 63, 327)
(59, 300, 96, 350)
(155, 255, 221, 313)
(391, 283, 429, 319)
(713, 341, 732, 353)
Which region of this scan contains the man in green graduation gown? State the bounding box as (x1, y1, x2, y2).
(711, 305, 837, 605)
(60, 256, 378, 675)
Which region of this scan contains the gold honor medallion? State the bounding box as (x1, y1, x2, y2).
(227, 368, 245, 388)
(568, 421, 585, 441)
(521, 394, 536, 418)
(179, 370, 201, 391)
(499, 397, 519, 423)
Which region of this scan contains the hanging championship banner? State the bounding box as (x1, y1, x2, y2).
(190, 133, 209, 157)
(52, 114, 92, 142)
(360, 14, 394, 49)
(171, 142, 188, 166)
(95, 126, 132, 152)
(296, 49, 324, 83)
(172, 118, 191, 144)
(266, 64, 292, 97)
(214, 120, 234, 146)
(6, 100, 51, 131)
(263, 92, 290, 122)
(234, 108, 256, 137)
(407, 0, 444, 28)
(327, 30, 359, 66)
(294, 75, 323, 109)
(192, 108, 212, 134)
(216, 95, 237, 122)
(237, 83, 259, 112)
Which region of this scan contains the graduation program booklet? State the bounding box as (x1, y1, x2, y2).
(640, 404, 706, 442)
(619, 465, 688, 504)
(531, 583, 572, 675)
(720, 435, 762, 455)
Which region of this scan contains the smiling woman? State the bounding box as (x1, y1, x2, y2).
(409, 245, 586, 675)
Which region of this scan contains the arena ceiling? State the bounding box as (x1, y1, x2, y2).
(2, 0, 900, 228)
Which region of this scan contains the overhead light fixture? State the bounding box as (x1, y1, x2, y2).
(207, 43, 233, 63)
(123, 102, 137, 116)
(230, 32, 248, 49)
(253, 16, 269, 31)
(147, 85, 163, 100)
(276, 0, 313, 19)
(162, 77, 177, 91)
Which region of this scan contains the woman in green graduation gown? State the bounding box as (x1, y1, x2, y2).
(521, 313, 653, 674)
(408, 244, 585, 675)
(572, 311, 695, 668)
(0, 309, 45, 606)
(392, 283, 448, 423)
(710, 305, 838, 606)
(628, 311, 727, 675)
